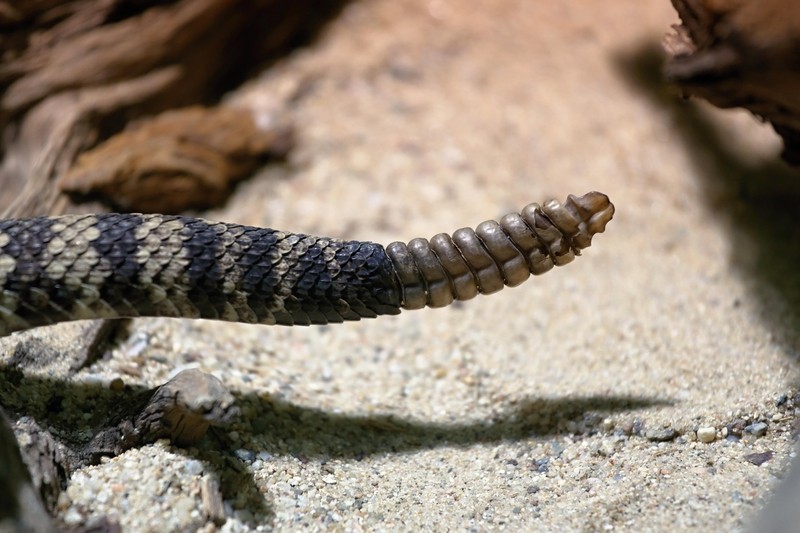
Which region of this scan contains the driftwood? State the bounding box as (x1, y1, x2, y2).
(664, 0, 800, 165)
(0, 411, 57, 532)
(58, 106, 293, 213)
(0, 0, 344, 217)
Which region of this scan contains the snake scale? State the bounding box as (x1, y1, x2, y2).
(0, 192, 614, 337)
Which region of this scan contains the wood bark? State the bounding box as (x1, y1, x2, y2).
(0, 0, 344, 217)
(664, 0, 800, 165)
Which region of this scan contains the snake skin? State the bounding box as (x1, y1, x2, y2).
(0, 192, 614, 337)
(0, 214, 401, 336)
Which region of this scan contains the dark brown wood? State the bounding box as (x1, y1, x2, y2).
(664, 0, 800, 166)
(0, 411, 57, 532)
(0, 0, 345, 217)
(58, 106, 293, 213)
(84, 369, 239, 461)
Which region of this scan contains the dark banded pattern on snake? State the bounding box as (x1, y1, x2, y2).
(0, 192, 614, 337)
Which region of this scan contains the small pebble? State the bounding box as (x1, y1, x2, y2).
(697, 427, 716, 443)
(172, 495, 196, 519)
(257, 451, 273, 461)
(745, 422, 768, 438)
(56, 491, 71, 512)
(727, 419, 746, 438)
(184, 459, 205, 476)
(744, 451, 774, 466)
(234, 449, 256, 462)
(200, 476, 225, 526)
(645, 428, 678, 442)
(532, 458, 550, 473)
(63, 507, 84, 526)
(109, 377, 125, 392)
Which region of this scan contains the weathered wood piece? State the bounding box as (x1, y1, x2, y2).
(664, 0, 800, 165)
(58, 106, 293, 213)
(0, 0, 343, 217)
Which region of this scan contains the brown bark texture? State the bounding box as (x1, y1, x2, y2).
(663, 0, 800, 165)
(0, 0, 341, 217)
(58, 106, 293, 213)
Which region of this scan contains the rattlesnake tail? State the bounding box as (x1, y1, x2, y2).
(385, 191, 614, 309)
(0, 192, 613, 336)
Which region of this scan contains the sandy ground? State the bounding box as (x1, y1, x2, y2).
(5, 0, 800, 531)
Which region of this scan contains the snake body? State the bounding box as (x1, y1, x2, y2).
(0, 192, 614, 337)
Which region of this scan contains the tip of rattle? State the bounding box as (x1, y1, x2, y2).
(568, 191, 615, 235)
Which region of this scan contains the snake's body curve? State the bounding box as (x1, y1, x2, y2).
(0, 192, 614, 337)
